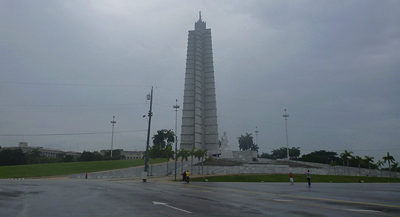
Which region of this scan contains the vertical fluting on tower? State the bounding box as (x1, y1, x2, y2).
(181, 14, 219, 155)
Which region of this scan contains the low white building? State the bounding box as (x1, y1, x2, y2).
(2, 142, 81, 158)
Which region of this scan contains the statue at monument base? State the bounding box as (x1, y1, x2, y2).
(219, 132, 233, 158)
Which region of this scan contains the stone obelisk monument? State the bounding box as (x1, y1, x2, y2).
(180, 12, 219, 156)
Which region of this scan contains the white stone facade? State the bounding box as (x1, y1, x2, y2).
(181, 14, 219, 155)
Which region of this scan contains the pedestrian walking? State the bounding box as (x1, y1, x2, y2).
(306, 170, 311, 187)
(185, 170, 190, 183)
(182, 171, 186, 183)
(289, 172, 294, 185)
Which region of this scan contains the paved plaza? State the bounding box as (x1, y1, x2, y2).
(1, 177, 399, 217)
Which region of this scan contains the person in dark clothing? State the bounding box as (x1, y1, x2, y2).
(182, 171, 186, 183)
(306, 170, 311, 187)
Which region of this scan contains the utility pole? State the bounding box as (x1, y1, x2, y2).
(143, 86, 153, 182)
(283, 109, 289, 160)
(110, 116, 116, 158)
(173, 99, 180, 181)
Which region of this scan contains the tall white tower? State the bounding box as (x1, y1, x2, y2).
(180, 12, 219, 156)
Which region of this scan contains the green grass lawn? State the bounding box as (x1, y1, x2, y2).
(191, 174, 400, 183)
(2, 162, 399, 183)
(0, 159, 166, 178)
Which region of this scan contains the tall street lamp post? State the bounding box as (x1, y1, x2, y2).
(110, 116, 116, 158)
(143, 86, 153, 182)
(282, 109, 289, 160)
(173, 99, 180, 181)
(254, 126, 259, 147)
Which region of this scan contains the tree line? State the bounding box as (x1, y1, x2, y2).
(0, 146, 127, 166)
(2, 128, 397, 176)
(0, 129, 207, 167)
(259, 147, 399, 173)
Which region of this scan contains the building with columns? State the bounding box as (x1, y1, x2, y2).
(180, 12, 219, 156)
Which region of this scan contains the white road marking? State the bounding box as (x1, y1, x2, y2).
(153, 201, 192, 213)
(96, 187, 113, 192)
(345, 209, 382, 213)
(274, 199, 294, 202)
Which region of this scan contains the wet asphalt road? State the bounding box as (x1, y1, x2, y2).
(1, 178, 399, 217)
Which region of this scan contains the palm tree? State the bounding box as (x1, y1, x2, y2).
(194, 149, 202, 174)
(177, 148, 189, 175)
(330, 161, 338, 175)
(376, 160, 384, 177)
(189, 147, 197, 173)
(363, 156, 374, 176)
(354, 156, 363, 176)
(194, 149, 208, 174)
(382, 152, 395, 177)
(162, 145, 174, 176)
(392, 162, 399, 178)
(340, 150, 353, 175)
(237, 133, 254, 151)
(200, 149, 208, 174)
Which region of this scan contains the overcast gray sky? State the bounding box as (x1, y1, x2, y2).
(1, 0, 399, 165)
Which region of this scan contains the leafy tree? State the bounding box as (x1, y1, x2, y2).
(0, 148, 27, 166)
(78, 151, 103, 161)
(153, 129, 175, 150)
(269, 147, 300, 160)
(259, 152, 273, 159)
(271, 147, 287, 159)
(298, 150, 339, 164)
(150, 129, 175, 158)
(383, 152, 395, 177)
(144, 145, 160, 160)
(64, 154, 74, 162)
(26, 148, 42, 164)
(103, 149, 125, 160)
(55, 153, 66, 163)
(162, 145, 174, 159)
(288, 147, 300, 159)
